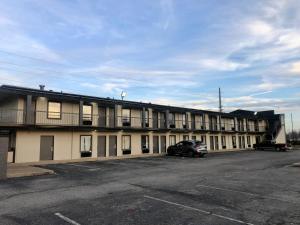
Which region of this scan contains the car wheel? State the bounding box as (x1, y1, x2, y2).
(188, 151, 194, 157)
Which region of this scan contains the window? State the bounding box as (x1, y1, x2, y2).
(169, 113, 175, 128)
(83, 105, 92, 121)
(247, 136, 251, 147)
(80, 135, 92, 157)
(183, 135, 189, 141)
(232, 136, 237, 148)
(122, 135, 131, 154)
(182, 114, 186, 128)
(191, 135, 197, 141)
(201, 135, 206, 144)
(122, 109, 131, 126)
(169, 135, 176, 146)
(47, 101, 61, 119)
(141, 135, 149, 153)
(221, 136, 226, 149)
(141, 110, 149, 127)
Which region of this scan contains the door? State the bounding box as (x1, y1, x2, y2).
(97, 136, 106, 157)
(40, 136, 54, 160)
(0, 136, 9, 179)
(153, 136, 159, 153)
(109, 135, 117, 156)
(98, 107, 106, 127)
(152, 112, 158, 129)
(160, 136, 166, 153)
(210, 136, 214, 150)
(215, 136, 219, 150)
(238, 136, 242, 149)
(109, 108, 115, 128)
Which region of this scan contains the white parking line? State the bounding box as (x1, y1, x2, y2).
(66, 163, 97, 169)
(54, 212, 81, 225)
(196, 184, 297, 204)
(144, 195, 254, 225)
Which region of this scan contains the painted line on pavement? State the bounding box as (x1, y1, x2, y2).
(144, 195, 254, 225)
(54, 212, 81, 225)
(196, 184, 298, 204)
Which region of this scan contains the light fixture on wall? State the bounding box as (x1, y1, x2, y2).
(121, 91, 127, 100)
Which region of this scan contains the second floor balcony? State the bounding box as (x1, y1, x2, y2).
(0, 108, 267, 132)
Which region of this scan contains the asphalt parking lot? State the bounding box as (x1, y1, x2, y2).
(0, 150, 300, 225)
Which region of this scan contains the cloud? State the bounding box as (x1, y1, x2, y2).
(160, 0, 175, 30)
(289, 61, 300, 74)
(248, 20, 274, 38)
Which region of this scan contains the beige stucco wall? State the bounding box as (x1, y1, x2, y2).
(35, 97, 80, 126)
(14, 130, 259, 163)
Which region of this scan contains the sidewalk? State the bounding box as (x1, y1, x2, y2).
(7, 163, 55, 178)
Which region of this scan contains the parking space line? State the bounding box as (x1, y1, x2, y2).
(66, 164, 97, 169)
(144, 195, 254, 225)
(196, 184, 298, 204)
(54, 212, 81, 225)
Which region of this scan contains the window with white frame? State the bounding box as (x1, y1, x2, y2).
(169, 135, 176, 146)
(122, 109, 131, 126)
(169, 113, 175, 128)
(47, 101, 61, 119)
(83, 105, 92, 121)
(141, 135, 149, 152)
(80, 135, 92, 152)
(122, 135, 131, 151)
(182, 114, 186, 128)
(221, 136, 226, 148)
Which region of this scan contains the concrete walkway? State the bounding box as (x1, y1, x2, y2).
(7, 164, 55, 178)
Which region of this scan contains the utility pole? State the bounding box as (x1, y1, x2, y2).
(219, 87, 222, 113)
(291, 113, 294, 141)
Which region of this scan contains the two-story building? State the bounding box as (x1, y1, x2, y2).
(0, 85, 286, 163)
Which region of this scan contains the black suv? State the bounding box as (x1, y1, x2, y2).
(167, 140, 208, 157)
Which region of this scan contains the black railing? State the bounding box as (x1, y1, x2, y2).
(0, 109, 267, 132)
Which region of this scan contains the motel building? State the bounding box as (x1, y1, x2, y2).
(0, 85, 286, 164)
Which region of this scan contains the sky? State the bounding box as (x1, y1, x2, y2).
(0, 0, 299, 131)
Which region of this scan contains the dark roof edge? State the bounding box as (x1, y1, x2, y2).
(0, 85, 271, 119)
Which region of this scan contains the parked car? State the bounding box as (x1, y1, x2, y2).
(167, 140, 208, 157)
(253, 140, 288, 151)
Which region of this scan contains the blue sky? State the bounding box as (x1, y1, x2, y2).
(0, 0, 299, 130)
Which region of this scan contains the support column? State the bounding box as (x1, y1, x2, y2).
(79, 100, 83, 126)
(0, 136, 9, 180)
(25, 95, 33, 125)
(165, 110, 170, 129)
(142, 107, 146, 128)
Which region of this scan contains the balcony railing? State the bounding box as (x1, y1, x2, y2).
(0, 108, 267, 132)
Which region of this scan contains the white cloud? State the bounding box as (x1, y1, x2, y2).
(248, 20, 274, 37)
(289, 61, 300, 74)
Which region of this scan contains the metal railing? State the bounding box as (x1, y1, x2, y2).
(0, 108, 267, 132)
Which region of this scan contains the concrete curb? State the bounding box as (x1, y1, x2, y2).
(292, 163, 300, 167)
(7, 165, 55, 178)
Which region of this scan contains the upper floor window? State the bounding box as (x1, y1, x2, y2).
(182, 114, 187, 128)
(169, 113, 175, 128)
(47, 101, 61, 119)
(83, 105, 92, 121)
(122, 109, 131, 126)
(144, 110, 149, 127)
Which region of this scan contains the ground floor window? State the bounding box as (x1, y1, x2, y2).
(247, 136, 251, 147)
(201, 135, 206, 144)
(122, 135, 131, 154)
(191, 135, 197, 141)
(141, 135, 149, 153)
(221, 136, 226, 149)
(169, 135, 176, 146)
(183, 135, 189, 141)
(80, 135, 92, 157)
(232, 136, 237, 148)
